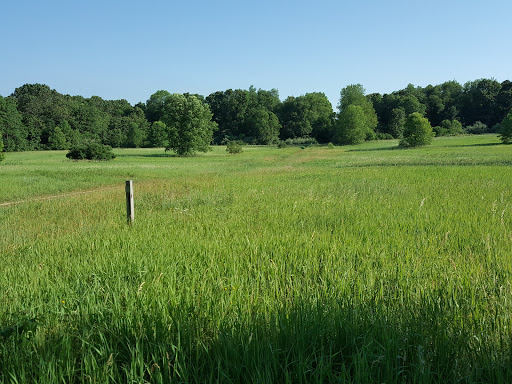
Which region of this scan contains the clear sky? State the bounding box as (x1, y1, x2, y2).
(1, 0, 510, 109)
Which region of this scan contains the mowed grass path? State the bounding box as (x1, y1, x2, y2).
(1, 135, 512, 383)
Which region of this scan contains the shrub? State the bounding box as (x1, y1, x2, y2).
(433, 126, 448, 137)
(375, 132, 394, 140)
(365, 129, 377, 141)
(399, 113, 434, 148)
(226, 140, 244, 154)
(277, 140, 287, 148)
(327, 142, 335, 149)
(435, 120, 464, 136)
(66, 142, 116, 160)
(499, 111, 512, 144)
(283, 137, 318, 147)
(465, 121, 488, 135)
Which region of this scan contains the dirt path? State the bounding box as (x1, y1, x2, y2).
(0, 185, 120, 208)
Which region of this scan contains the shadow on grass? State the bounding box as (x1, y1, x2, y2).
(116, 153, 177, 158)
(440, 142, 503, 148)
(340, 159, 512, 168)
(346, 145, 401, 152)
(3, 298, 511, 383)
(347, 141, 503, 153)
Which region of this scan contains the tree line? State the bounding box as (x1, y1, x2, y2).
(0, 79, 511, 154)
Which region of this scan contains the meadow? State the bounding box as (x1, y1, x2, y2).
(1, 135, 512, 383)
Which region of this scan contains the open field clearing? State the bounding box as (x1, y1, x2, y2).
(1, 135, 512, 383)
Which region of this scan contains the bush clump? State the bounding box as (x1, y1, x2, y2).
(465, 121, 488, 135)
(226, 140, 244, 154)
(284, 137, 319, 147)
(66, 142, 116, 160)
(434, 119, 464, 136)
(375, 132, 394, 140)
(399, 113, 434, 148)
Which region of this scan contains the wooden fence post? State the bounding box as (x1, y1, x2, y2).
(126, 180, 134, 224)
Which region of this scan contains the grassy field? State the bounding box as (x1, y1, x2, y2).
(1, 135, 512, 383)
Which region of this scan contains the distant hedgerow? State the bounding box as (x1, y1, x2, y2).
(66, 141, 116, 160)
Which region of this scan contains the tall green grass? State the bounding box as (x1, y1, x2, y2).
(1, 135, 512, 383)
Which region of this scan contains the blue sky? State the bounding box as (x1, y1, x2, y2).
(1, 0, 510, 109)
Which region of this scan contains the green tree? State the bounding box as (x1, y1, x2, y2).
(11, 83, 72, 149)
(337, 84, 378, 139)
(462, 78, 501, 127)
(0, 133, 4, 162)
(305, 92, 335, 143)
(399, 93, 427, 117)
(145, 121, 167, 147)
(244, 107, 280, 144)
(161, 94, 217, 156)
(206, 89, 250, 143)
(277, 92, 334, 142)
(48, 126, 69, 149)
(334, 104, 366, 145)
(123, 107, 148, 148)
(496, 81, 512, 121)
(499, 110, 512, 144)
(277, 96, 312, 139)
(399, 113, 434, 147)
(146, 90, 172, 123)
(388, 108, 406, 138)
(0, 96, 27, 151)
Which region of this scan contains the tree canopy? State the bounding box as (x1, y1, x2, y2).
(338, 84, 378, 140)
(334, 104, 367, 145)
(1, 78, 511, 153)
(161, 93, 217, 156)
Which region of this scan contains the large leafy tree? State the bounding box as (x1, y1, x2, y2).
(399, 113, 434, 148)
(124, 107, 149, 148)
(145, 90, 171, 123)
(277, 92, 334, 142)
(206, 89, 250, 143)
(278, 96, 313, 139)
(499, 110, 512, 144)
(0, 96, 27, 151)
(206, 87, 281, 144)
(461, 78, 501, 127)
(11, 83, 72, 149)
(388, 108, 406, 138)
(337, 84, 377, 139)
(243, 107, 280, 144)
(334, 104, 367, 145)
(161, 93, 217, 156)
(48, 126, 68, 149)
(305, 92, 335, 142)
(145, 121, 167, 148)
(495, 81, 512, 125)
